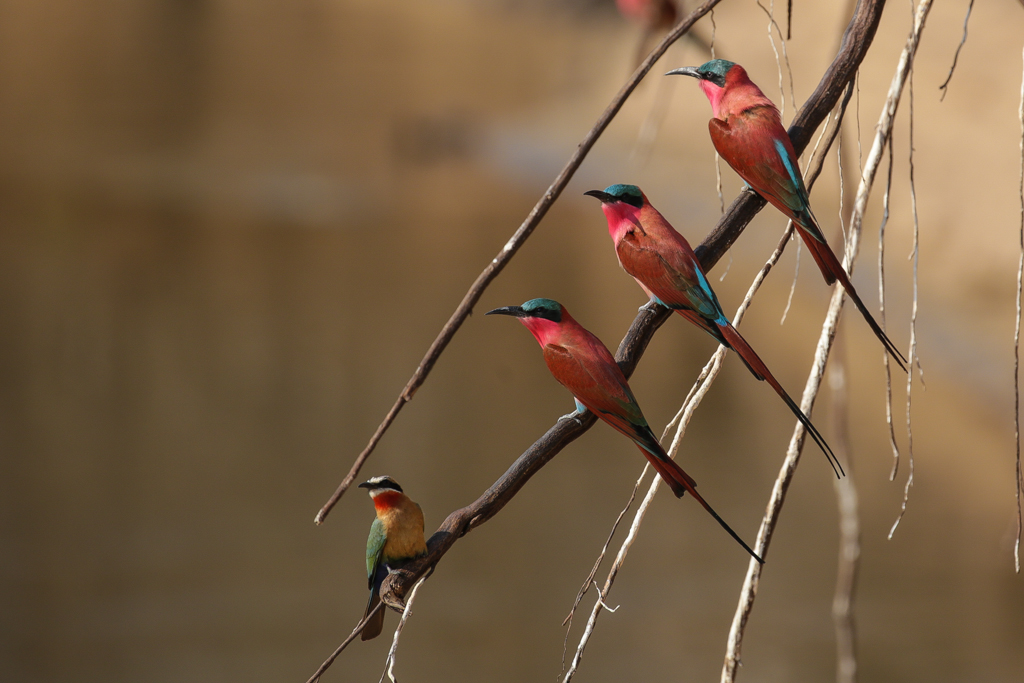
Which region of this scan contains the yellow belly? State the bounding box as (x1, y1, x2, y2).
(381, 501, 427, 562)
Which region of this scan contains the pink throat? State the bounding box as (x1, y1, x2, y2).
(699, 80, 726, 118)
(520, 316, 562, 347)
(601, 203, 640, 245)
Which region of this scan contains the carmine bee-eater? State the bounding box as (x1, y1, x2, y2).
(358, 476, 427, 641)
(667, 59, 907, 371)
(585, 183, 841, 478)
(487, 298, 762, 563)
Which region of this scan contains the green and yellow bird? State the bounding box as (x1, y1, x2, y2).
(358, 476, 428, 640)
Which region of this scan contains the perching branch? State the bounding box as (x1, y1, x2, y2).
(314, 0, 726, 526)
(375, 0, 886, 621)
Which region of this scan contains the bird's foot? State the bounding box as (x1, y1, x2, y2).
(558, 409, 585, 427)
(560, 400, 588, 426)
(639, 299, 661, 314)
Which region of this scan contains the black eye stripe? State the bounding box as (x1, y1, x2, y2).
(527, 307, 562, 323)
(622, 193, 643, 209)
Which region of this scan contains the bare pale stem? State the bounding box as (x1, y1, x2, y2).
(722, 3, 932, 678)
(937, 0, 974, 101)
(377, 576, 428, 683)
(1014, 45, 1024, 572)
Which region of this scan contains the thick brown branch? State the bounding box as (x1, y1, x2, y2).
(315, 0, 725, 525)
(378, 0, 887, 611)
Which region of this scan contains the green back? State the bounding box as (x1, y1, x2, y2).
(365, 517, 387, 588)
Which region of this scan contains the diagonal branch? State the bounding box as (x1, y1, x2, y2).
(314, 0, 727, 525)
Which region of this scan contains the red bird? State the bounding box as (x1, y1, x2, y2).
(488, 298, 762, 563)
(586, 183, 841, 478)
(668, 59, 906, 370)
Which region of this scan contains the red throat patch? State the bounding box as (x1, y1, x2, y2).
(372, 490, 402, 512)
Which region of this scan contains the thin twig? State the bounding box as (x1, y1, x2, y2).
(838, 126, 848, 244)
(629, 73, 680, 171)
(1015, 45, 1024, 573)
(890, 2, 925, 538)
(377, 576, 428, 683)
(710, 8, 717, 58)
(830, 327, 860, 683)
(856, 72, 863, 170)
(832, 79, 861, 683)
(305, 602, 386, 683)
(313, 0, 727, 525)
(559, 471, 644, 673)
(722, 3, 932, 679)
(711, 9, 726, 217)
(560, 351, 714, 676)
(757, 0, 796, 121)
(937, 0, 974, 101)
(562, 347, 725, 683)
(880, 140, 902, 479)
(779, 234, 800, 323)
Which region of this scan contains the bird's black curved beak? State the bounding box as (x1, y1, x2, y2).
(584, 190, 617, 203)
(486, 306, 525, 318)
(666, 66, 702, 79)
(357, 480, 374, 489)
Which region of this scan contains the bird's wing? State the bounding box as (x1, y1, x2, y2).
(616, 225, 725, 322)
(544, 341, 647, 435)
(366, 517, 387, 589)
(710, 107, 827, 245)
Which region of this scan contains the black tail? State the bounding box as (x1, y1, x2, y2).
(801, 227, 907, 371)
(685, 482, 765, 565)
(779, 391, 843, 478)
(843, 276, 907, 372)
(635, 432, 764, 565)
(361, 592, 385, 641)
(360, 564, 388, 640)
(718, 323, 843, 478)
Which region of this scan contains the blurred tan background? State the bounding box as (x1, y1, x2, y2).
(1, 1, 1023, 681)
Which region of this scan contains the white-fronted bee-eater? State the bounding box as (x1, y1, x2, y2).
(357, 476, 427, 640)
